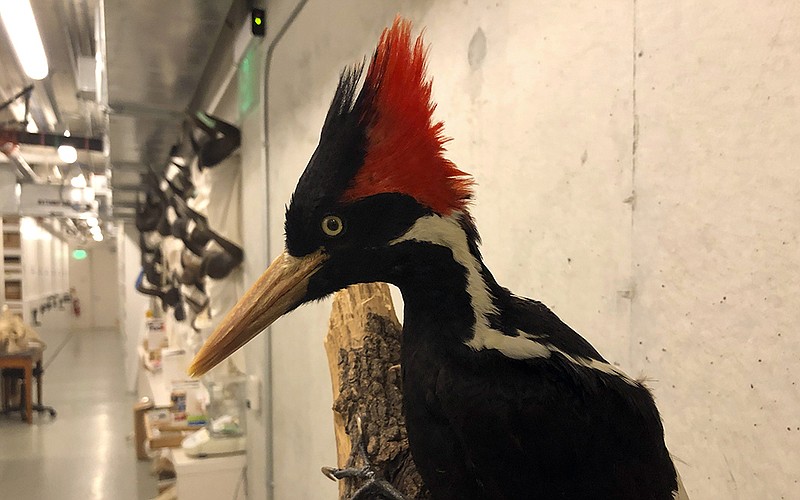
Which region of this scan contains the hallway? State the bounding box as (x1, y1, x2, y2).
(0, 328, 157, 499)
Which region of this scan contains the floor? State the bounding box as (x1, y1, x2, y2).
(0, 328, 158, 500)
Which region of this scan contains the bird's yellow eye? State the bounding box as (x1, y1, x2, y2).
(321, 215, 344, 237)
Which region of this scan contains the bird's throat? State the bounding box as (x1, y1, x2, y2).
(389, 213, 504, 351)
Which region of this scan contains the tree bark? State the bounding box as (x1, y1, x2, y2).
(324, 283, 431, 499)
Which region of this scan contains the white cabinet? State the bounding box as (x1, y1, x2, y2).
(2, 217, 72, 328)
(169, 448, 246, 500)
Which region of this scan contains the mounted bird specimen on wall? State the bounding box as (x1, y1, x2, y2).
(134, 109, 243, 330)
(191, 17, 688, 500)
(188, 111, 241, 170)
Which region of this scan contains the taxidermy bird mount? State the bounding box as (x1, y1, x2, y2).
(191, 17, 688, 500)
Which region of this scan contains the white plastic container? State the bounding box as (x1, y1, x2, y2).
(170, 448, 245, 500)
(161, 348, 187, 384)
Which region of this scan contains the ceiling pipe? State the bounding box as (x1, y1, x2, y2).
(42, 79, 63, 126)
(0, 141, 42, 183)
(0, 85, 33, 115)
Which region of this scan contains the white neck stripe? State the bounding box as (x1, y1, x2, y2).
(392, 213, 634, 384)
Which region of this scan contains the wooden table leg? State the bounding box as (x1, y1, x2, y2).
(36, 361, 43, 406)
(1, 373, 7, 412)
(134, 399, 155, 460)
(24, 362, 32, 424)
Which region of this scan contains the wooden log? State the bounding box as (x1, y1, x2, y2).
(324, 283, 430, 499)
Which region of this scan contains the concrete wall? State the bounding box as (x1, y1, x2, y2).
(632, 2, 800, 496)
(226, 1, 800, 498)
(118, 223, 151, 391)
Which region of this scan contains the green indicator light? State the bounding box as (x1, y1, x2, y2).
(72, 249, 87, 260)
(251, 8, 265, 37)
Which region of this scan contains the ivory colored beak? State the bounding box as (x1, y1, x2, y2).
(188, 249, 327, 377)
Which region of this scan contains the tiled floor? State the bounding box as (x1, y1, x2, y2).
(0, 328, 157, 499)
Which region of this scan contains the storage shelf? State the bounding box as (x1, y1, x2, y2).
(3, 224, 20, 231)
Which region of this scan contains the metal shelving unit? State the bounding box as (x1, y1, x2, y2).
(2, 216, 23, 317)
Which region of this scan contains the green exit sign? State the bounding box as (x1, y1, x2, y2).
(238, 45, 258, 117)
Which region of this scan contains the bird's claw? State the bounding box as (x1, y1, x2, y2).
(321, 465, 372, 482)
(321, 415, 409, 499)
(323, 468, 407, 500)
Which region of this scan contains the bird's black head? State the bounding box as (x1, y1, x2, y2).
(190, 17, 473, 377)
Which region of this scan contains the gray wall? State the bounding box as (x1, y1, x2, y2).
(118, 223, 151, 391)
(229, 1, 800, 498)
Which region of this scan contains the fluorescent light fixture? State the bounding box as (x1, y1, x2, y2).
(86, 216, 98, 227)
(58, 145, 78, 163)
(0, 0, 49, 80)
(92, 232, 103, 242)
(89, 225, 101, 235)
(63, 129, 71, 137)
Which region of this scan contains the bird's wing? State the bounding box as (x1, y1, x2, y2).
(505, 294, 607, 362)
(433, 348, 681, 499)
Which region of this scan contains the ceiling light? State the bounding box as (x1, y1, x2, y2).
(89, 225, 101, 236)
(58, 145, 78, 163)
(63, 129, 70, 137)
(86, 216, 98, 227)
(25, 118, 38, 133)
(92, 232, 103, 242)
(0, 0, 49, 80)
(70, 172, 87, 188)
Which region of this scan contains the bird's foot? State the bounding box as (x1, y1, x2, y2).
(322, 467, 407, 500)
(349, 478, 408, 500)
(321, 416, 409, 500)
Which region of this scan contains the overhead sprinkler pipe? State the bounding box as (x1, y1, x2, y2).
(0, 141, 41, 183)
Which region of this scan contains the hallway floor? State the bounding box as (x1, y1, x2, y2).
(0, 328, 157, 499)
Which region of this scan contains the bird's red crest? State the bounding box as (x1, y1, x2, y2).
(341, 17, 473, 215)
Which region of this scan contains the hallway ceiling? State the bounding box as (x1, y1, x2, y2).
(0, 0, 236, 218)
